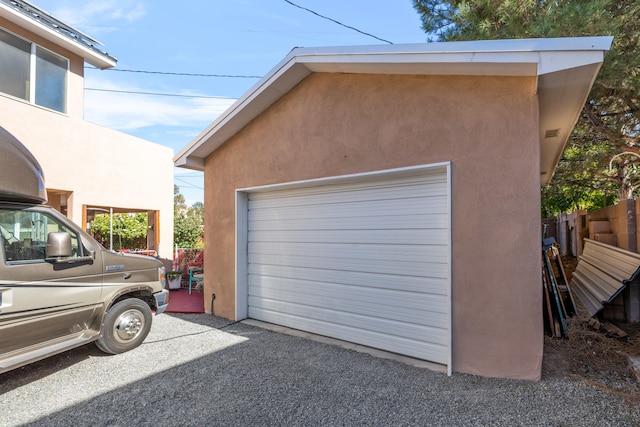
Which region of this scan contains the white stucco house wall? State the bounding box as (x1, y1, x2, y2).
(0, 0, 174, 260)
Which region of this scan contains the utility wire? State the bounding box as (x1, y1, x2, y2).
(282, 0, 393, 44)
(84, 3, 393, 98)
(86, 66, 262, 79)
(84, 87, 236, 100)
(175, 176, 204, 190)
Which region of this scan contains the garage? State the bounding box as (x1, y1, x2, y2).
(237, 165, 451, 368)
(178, 38, 611, 379)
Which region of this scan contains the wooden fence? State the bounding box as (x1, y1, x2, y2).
(548, 199, 639, 257)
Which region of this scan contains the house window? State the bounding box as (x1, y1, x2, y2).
(0, 28, 68, 113)
(0, 28, 30, 101)
(35, 46, 67, 112)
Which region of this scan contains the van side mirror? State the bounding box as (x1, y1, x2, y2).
(46, 232, 72, 258)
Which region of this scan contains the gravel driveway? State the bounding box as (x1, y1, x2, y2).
(1, 313, 639, 426)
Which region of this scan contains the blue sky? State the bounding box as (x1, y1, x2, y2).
(31, 0, 429, 204)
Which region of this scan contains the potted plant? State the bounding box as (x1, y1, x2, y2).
(166, 270, 183, 290)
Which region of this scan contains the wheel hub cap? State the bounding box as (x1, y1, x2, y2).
(115, 311, 143, 342)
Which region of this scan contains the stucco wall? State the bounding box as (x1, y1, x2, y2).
(203, 72, 542, 379)
(0, 98, 175, 260)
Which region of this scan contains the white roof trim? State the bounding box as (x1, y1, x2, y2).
(0, 1, 116, 69)
(175, 37, 613, 185)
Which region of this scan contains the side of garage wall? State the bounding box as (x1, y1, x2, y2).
(203, 72, 542, 379)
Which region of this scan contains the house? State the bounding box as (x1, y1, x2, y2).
(0, 0, 174, 259)
(175, 37, 612, 379)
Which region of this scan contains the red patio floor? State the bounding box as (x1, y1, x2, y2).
(165, 289, 204, 314)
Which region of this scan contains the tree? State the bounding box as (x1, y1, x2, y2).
(174, 184, 187, 216)
(173, 186, 204, 248)
(413, 0, 640, 214)
(90, 213, 149, 250)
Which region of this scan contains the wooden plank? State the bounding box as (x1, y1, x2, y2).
(548, 248, 577, 317)
(546, 250, 569, 320)
(542, 259, 556, 337)
(544, 251, 568, 337)
(555, 255, 577, 317)
(602, 322, 629, 340)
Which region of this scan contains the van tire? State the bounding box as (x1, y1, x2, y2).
(96, 298, 152, 354)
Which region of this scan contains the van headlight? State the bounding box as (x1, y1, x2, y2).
(158, 266, 166, 283)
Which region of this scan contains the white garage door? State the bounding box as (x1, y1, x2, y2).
(244, 165, 451, 367)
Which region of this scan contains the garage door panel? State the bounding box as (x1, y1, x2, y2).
(249, 256, 449, 282)
(249, 306, 449, 364)
(249, 189, 448, 211)
(248, 295, 448, 333)
(249, 204, 448, 225)
(249, 252, 449, 279)
(248, 298, 449, 345)
(248, 278, 449, 325)
(249, 264, 449, 294)
(249, 228, 449, 246)
(249, 275, 449, 314)
(247, 292, 450, 328)
(250, 213, 448, 232)
(250, 242, 449, 265)
(249, 175, 447, 206)
(249, 195, 448, 223)
(245, 167, 450, 367)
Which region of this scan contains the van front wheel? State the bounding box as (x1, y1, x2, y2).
(96, 298, 152, 354)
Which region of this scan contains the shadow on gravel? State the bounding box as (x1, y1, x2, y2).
(7, 318, 640, 427)
(0, 344, 106, 394)
(0, 313, 231, 395)
(165, 312, 238, 329)
(0, 314, 237, 397)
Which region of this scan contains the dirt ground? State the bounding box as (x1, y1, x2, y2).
(542, 256, 640, 405)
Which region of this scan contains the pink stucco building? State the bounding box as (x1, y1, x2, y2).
(176, 37, 612, 379)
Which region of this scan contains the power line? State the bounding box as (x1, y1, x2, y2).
(86, 66, 262, 79)
(84, 87, 236, 100)
(83, 2, 394, 100)
(175, 177, 204, 190)
(282, 0, 393, 44)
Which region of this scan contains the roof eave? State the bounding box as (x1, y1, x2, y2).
(0, 1, 116, 69)
(175, 37, 614, 184)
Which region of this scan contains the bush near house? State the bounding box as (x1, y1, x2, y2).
(174, 186, 204, 248)
(90, 213, 148, 250)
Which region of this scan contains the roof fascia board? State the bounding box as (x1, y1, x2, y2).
(175, 37, 613, 171)
(537, 50, 607, 75)
(0, 2, 116, 69)
(286, 37, 614, 56)
(300, 51, 604, 79)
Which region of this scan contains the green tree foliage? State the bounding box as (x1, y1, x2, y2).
(174, 184, 186, 215)
(413, 0, 640, 215)
(174, 186, 204, 248)
(91, 213, 149, 250)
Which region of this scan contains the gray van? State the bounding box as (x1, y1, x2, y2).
(0, 126, 169, 374)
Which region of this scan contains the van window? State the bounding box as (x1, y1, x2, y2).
(0, 208, 80, 263)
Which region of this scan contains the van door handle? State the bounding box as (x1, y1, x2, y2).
(123, 273, 132, 280)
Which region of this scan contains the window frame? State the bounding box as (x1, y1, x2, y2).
(0, 27, 69, 114)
